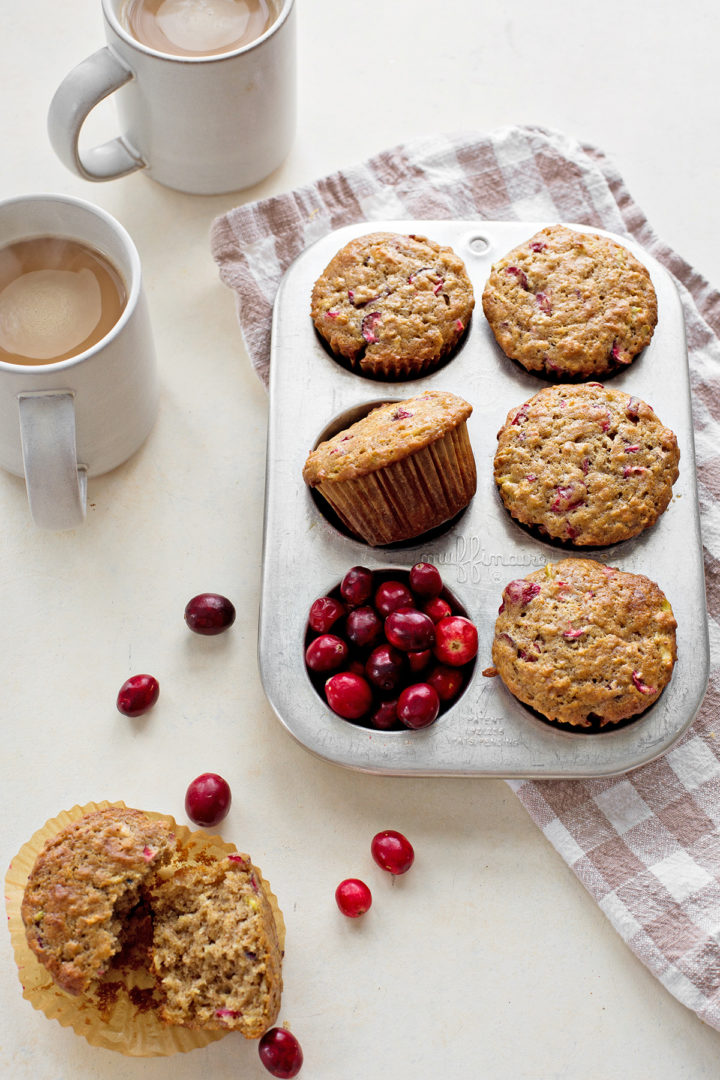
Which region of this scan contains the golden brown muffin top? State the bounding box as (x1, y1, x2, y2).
(491, 558, 677, 727)
(303, 390, 473, 485)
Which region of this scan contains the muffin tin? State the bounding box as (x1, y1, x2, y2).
(259, 220, 710, 777)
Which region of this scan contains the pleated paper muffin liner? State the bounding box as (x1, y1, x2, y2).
(316, 422, 476, 545)
(5, 800, 284, 1057)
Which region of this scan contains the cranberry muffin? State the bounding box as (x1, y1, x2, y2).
(482, 225, 657, 377)
(311, 231, 475, 378)
(494, 383, 679, 544)
(492, 559, 677, 727)
(303, 390, 476, 545)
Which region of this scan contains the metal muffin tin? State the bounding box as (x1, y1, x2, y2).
(259, 220, 710, 777)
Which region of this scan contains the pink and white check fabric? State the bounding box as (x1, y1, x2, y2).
(211, 126, 720, 1029)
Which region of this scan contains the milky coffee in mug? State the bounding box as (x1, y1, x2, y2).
(0, 237, 126, 367)
(121, 0, 276, 57)
(48, 0, 296, 194)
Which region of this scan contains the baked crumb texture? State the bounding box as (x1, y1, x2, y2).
(149, 856, 282, 1038)
(21, 808, 283, 1038)
(311, 231, 475, 378)
(494, 383, 679, 545)
(482, 225, 658, 377)
(492, 559, 677, 727)
(303, 390, 477, 545)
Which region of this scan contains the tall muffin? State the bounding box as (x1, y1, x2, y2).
(494, 383, 680, 544)
(491, 559, 677, 727)
(482, 225, 657, 378)
(303, 390, 476, 546)
(311, 232, 475, 378)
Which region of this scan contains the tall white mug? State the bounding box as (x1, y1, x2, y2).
(48, 0, 296, 195)
(0, 194, 158, 530)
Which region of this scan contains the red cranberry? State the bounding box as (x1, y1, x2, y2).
(385, 609, 436, 652)
(340, 566, 373, 607)
(370, 698, 399, 729)
(503, 580, 541, 607)
(258, 1028, 304, 1078)
(371, 830, 415, 875)
(305, 634, 348, 673)
(325, 672, 373, 719)
(308, 595, 345, 633)
(116, 674, 159, 717)
(346, 659, 366, 676)
(345, 606, 383, 648)
(184, 593, 236, 635)
(423, 596, 452, 623)
(427, 664, 464, 702)
(407, 648, 432, 673)
(335, 878, 372, 917)
(374, 580, 414, 617)
(433, 615, 478, 666)
(365, 644, 406, 692)
(409, 562, 443, 598)
(397, 683, 440, 729)
(185, 773, 231, 827)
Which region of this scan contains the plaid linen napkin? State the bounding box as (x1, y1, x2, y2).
(211, 125, 720, 1029)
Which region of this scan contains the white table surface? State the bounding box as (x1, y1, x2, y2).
(1, 2, 720, 1078)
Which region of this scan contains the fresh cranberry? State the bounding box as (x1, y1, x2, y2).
(346, 659, 366, 676)
(305, 634, 348, 673)
(370, 698, 399, 729)
(371, 830, 415, 875)
(258, 1028, 304, 1078)
(335, 878, 372, 917)
(374, 580, 414, 617)
(116, 674, 159, 717)
(184, 593, 236, 635)
(345, 606, 383, 649)
(308, 595, 345, 633)
(433, 616, 478, 667)
(409, 562, 443, 598)
(385, 609, 436, 652)
(427, 664, 464, 702)
(407, 649, 432, 673)
(365, 644, 406, 692)
(325, 672, 373, 719)
(340, 566, 373, 607)
(397, 683, 440, 729)
(185, 773, 231, 827)
(423, 596, 452, 623)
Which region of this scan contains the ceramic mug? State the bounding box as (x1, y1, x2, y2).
(0, 194, 157, 530)
(47, 0, 296, 195)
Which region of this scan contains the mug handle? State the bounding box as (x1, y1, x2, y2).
(47, 47, 145, 182)
(18, 392, 87, 530)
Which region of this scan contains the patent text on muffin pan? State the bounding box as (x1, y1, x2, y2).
(259, 220, 710, 778)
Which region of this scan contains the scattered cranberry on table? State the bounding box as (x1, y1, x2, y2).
(371, 830, 415, 875)
(184, 593, 236, 635)
(335, 878, 373, 917)
(116, 673, 159, 717)
(184, 772, 232, 827)
(258, 1027, 304, 1078)
(305, 564, 477, 731)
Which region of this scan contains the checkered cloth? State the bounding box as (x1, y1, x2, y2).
(211, 125, 720, 1028)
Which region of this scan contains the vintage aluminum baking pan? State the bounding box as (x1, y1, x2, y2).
(259, 220, 710, 777)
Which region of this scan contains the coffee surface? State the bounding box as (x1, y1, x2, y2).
(122, 0, 276, 57)
(0, 237, 126, 367)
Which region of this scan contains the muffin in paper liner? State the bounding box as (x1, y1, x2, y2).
(5, 801, 286, 1057)
(303, 391, 477, 546)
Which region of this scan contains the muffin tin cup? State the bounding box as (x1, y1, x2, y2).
(259, 220, 710, 778)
